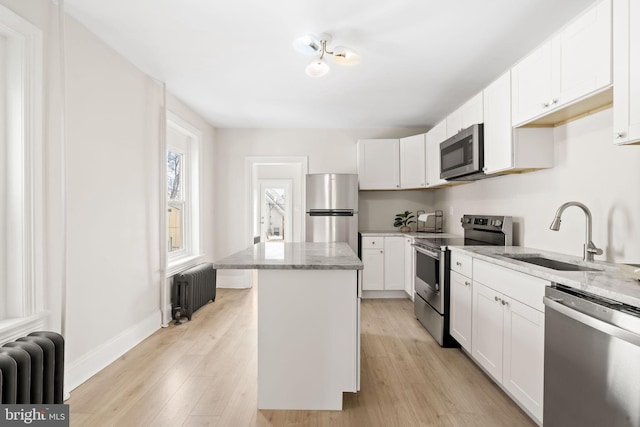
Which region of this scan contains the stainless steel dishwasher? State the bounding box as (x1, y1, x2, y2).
(543, 284, 640, 427)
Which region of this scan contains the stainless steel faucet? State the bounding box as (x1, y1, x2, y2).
(549, 201, 603, 262)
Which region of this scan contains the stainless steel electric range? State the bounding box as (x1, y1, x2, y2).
(412, 214, 513, 347)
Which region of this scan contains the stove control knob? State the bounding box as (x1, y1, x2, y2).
(463, 217, 472, 224)
(492, 219, 503, 227)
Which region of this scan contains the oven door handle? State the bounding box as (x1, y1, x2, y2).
(412, 244, 441, 259)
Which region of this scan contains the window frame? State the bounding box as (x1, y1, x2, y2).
(166, 112, 201, 275)
(0, 4, 46, 342)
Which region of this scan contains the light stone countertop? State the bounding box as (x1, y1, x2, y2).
(213, 242, 363, 270)
(360, 230, 459, 238)
(450, 245, 640, 308)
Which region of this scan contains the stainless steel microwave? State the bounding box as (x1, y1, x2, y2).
(440, 123, 485, 181)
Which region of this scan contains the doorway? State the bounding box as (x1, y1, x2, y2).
(260, 180, 292, 242)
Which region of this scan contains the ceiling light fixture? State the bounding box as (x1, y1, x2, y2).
(294, 33, 361, 78)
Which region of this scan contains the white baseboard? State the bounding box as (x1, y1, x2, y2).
(65, 310, 161, 394)
(361, 290, 410, 299)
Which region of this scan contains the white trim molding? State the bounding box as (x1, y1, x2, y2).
(0, 3, 45, 338)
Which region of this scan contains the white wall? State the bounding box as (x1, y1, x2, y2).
(62, 16, 217, 390)
(433, 108, 640, 263)
(64, 15, 163, 389)
(214, 128, 430, 287)
(359, 190, 435, 231)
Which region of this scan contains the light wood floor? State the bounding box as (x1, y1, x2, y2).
(68, 287, 535, 426)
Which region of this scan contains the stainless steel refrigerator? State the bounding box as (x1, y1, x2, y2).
(305, 173, 359, 253)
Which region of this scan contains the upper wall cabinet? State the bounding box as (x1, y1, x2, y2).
(483, 71, 553, 175)
(357, 139, 400, 190)
(446, 92, 484, 138)
(613, 0, 640, 145)
(425, 120, 448, 188)
(399, 134, 426, 189)
(512, 0, 612, 127)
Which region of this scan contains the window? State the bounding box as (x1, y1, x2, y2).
(166, 112, 200, 270)
(0, 5, 45, 339)
(167, 150, 185, 252)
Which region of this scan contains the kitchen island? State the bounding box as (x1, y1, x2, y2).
(214, 242, 363, 410)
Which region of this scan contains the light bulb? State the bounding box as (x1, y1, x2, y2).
(293, 35, 321, 55)
(332, 46, 361, 66)
(305, 58, 330, 77)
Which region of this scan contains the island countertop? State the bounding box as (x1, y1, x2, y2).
(213, 242, 363, 270)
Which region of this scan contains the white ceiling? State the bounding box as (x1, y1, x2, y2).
(63, 0, 598, 129)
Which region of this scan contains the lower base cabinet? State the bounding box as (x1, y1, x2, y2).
(502, 295, 544, 421)
(471, 276, 545, 424)
(449, 270, 472, 351)
(361, 236, 405, 292)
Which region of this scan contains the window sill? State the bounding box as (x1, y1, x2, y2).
(0, 312, 49, 345)
(167, 254, 204, 277)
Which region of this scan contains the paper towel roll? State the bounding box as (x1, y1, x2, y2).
(418, 212, 436, 222)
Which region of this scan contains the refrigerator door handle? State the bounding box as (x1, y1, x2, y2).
(308, 209, 355, 217)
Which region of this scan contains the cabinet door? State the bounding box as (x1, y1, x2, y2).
(445, 93, 484, 138)
(553, 0, 611, 108)
(446, 108, 463, 138)
(361, 248, 384, 290)
(511, 42, 553, 126)
(357, 139, 400, 190)
(461, 92, 483, 129)
(426, 120, 448, 187)
(404, 237, 415, 299)
(502, 297, 545, 423)
(450, 270, 472, 352)
(613, 0, 640, 144)
(384, 237, 405, 290)
(399, 134, 426, 189)
(472, 282, 504, 382)
(483, 71, 513, 174)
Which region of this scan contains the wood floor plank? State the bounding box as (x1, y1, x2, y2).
(69, 287, 535, 427)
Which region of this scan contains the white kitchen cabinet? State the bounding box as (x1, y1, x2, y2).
(512, 0, 612, 127)
(404, 237, 415, 299)
(399, 134, 426, 189)
(613, 0, 640, 145)
(357, 139, 400, 190)
(502, 295, 545, 422)
(483, 71, 554, 175)
(361, 236, 405, 293)
(450, 270, 472, 352)
(450, 252, 473, 352)
(425, 120, 448, 188)
(472, 281, 504, 381)
(384, 236, 405, 290)
(446, 92, 484, 138)
(361, 237, 384, 291)
(512, 42, 553, 126)
(472, 259, 547, 423)
(472, 280, 545, 424)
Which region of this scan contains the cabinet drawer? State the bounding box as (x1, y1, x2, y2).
(361, 236, 383, 249)
(451, 251, 473, 277)
(473, 259, 549, 311)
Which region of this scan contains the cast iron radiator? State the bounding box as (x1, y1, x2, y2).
(0, 331, 65, 404)
(172, 262, 217, 323)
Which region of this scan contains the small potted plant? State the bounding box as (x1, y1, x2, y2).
(394, 211, 415, 233)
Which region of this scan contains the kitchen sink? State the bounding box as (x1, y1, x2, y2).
(503, 254, 602, 272)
